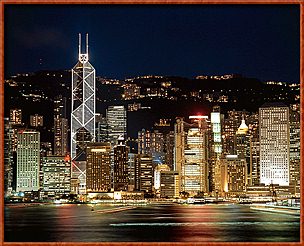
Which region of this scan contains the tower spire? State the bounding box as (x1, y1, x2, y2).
(78, 33, 81, 55)
(86, 33, 89, 54)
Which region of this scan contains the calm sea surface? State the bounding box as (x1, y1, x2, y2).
(4, 203, 300, 242)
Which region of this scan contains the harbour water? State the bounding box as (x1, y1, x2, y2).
(4, 203, 300, 242)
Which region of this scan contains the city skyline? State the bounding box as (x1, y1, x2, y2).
(3, 3, 301, 243)
(5, 4, 299, 83)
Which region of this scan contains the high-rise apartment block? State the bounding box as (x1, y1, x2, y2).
(259, 103, 289, 186)
(16, 130, 40, 192)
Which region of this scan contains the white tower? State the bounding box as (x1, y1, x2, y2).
(71, 33, 96, 194)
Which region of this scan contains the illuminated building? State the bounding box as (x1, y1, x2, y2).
(250, 138, 260, 186)
(71, 33, 96, 194)
(223, 110, 249, 155)
(235, 117, 251, 184)
(139, 155, 153, 193)
(210, 106, 223, 195)
(165, 131, 175, 171)
(4, 118, 14, 195)
(174, 117, 184, 193)
(10, 109, 22, 125)
(86, 143, 111, 193)
(259, 103, 289, 186)
(16, 130, 40, 192)
(95, 113, 108, 143)
(41, 156, 71, 197)
(174, 116, 209, 196)
(128, 153, 139, 191)
(107, 105, 126, 146)
(123, 83, 141, 100)
(114, 137, 129, 191)
(138, 129, 165, 165)
(30, 114, 43, 127)
(221, 155, 247, 196)
(54, 95, 68, 156)
(160, 171, 179, 198)
(154, 164, 170, 190)
(289, 103, 300, 195)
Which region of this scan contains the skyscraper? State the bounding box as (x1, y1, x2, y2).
(16, 130, 40, 192)
(106, 105, 126, 146)
(71, 33, 96, 194)
(289, 103, 300, 195)
(41, 156, 71, 197)
(86, 143, 111, 193)
(4, 118, 14, 196)
(113, 137, 129, 191)
(71, 33, 96, 160)
(139, 155, 153, 194)
(174, 116, 209, 196)
(210, 106, 223, 195)
(54, 95, 68, 156)
(259, 103, 289, 186)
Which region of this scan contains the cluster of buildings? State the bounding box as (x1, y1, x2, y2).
(4, 34, 300, 202)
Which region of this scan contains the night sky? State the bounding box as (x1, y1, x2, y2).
(5, 4, 300, 83)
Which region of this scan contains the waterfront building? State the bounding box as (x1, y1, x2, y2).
(10, 109, 22, 125)
(41, 156, 71, 197)
(107, 105, 127, 146)
(16, 130, 40, 192)
(139, 155, 153, 194)
(54, 95, 68, 156)
(71, 33, 96, 193)
(86, 143, 111, 193)
(114, 137, 129, 191)
(221, 155, 247, 196)
(259, 103, 289, 186)
(30, 114, 43, 127)
(174, 116, 209, 196)
(289, 103, 300, 195)
(160, 171, 179, 198)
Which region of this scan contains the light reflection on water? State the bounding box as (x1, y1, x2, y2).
(4, 203, 300, 242)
